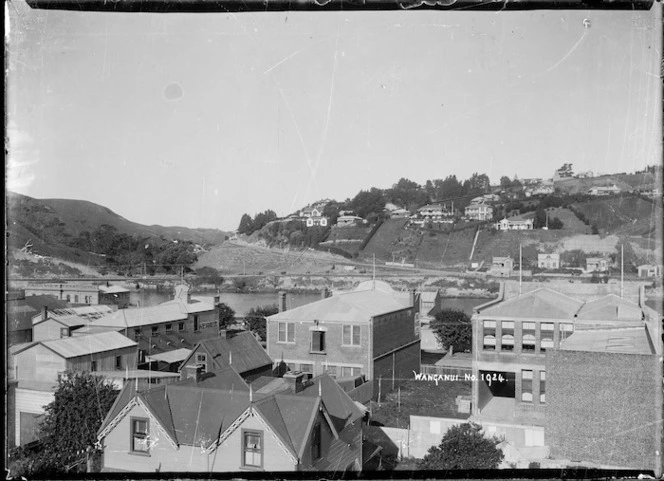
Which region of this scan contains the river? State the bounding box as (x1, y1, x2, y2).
(130, 289, 491, 317)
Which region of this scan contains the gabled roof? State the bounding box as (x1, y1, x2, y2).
(575, 294, 643, 322)
(98, 373, 361, 457)
(180, 331, 273, 375)
(98, 285, 130, 295)
(146, 348, 192, 364)
(477, 288, 583, 320)
(419, 291, 439, 303)
(159, 298, 216, 314)
(268, 290, 409, 324)
(90, 303, 195, 329)
(16, 331, 138, 358)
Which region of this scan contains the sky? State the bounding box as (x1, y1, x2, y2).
(6, 1, 662, 231)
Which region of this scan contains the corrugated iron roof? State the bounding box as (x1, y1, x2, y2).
(146, 348, 192, 364)
(268, 290, 410, 324)
(181, 332, 272, 375)
(560, 327, 653, 355)
(575, 294, 643, 322)
(477, 287, 583, 319)
(40, 331, 137, 358)
(98, 285, 130, 294)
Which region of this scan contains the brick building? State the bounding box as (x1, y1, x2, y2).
(266, 287, 420, 396)
(470, 282, 662, 472)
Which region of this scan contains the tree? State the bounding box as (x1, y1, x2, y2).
(419, 422, 504, 470)
(217, 302, 236, 330)
(533, 208, 547, 229)
(500, 176, 512, 189)
(9, 371, 119, 476)
(238, 213, 254, 235)
(245, 304, 278, 341)
(430, 308, 472, 353)
(549, 217, 564, 230)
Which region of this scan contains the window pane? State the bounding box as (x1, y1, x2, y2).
(501, 321, 514, 351)
(287, 323, 294, 343)
(521, 370, 533, 402)
(343, 325, 350, 345)
(483, 321, 496, 350)
(352, 326, 360, 345)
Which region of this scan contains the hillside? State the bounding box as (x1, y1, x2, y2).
(554, 172, 656, 195)
(572, 196, 661, 238)
(7, 192, 229, 263)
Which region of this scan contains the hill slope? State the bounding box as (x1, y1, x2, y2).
(7, 192, 229, 261)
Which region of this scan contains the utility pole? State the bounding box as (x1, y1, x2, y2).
(620, 243, 624, 298)
(519, 243, 523, 295)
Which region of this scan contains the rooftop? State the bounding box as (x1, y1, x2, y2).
(91, 299, 215, 329)
(18, 331, 138, 359)
(476, 287, 584, 320)
(180, 331, 273, 374)
(575, 294, 643, 322)
(559, 327, 653, 355)
(268, 289, 411, 324)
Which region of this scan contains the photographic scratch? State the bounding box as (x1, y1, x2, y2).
(543, 30, 588, 74)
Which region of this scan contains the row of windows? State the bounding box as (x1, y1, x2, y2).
(277, 322, 361, 348)
(65, 294, 93, 303)
(89, 355, 125, 372)
(286, 362, 362, 378)
(482, 321, 573, 352)
(521, 370, 546, 404)
(134, 316, 200, 340)
(129, 420, 323, 468)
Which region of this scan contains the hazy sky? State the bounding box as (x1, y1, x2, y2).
(6, 1, 662, 231)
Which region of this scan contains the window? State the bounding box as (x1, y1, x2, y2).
(242, 430, 263, 468)
(541, 323, 554, 351)
(560, 323, 574, 343)
(134, 328, 141, 340)
(311, 331, 325, 353)
(193, 315, 199, 332)
(131, 418, 150, 453)
(178, 322, 185, 331)
(539, 371, 546, 404)
(90, 360, 97, 372)
(522, 322, 536, 352)
(324, 365, 337, 378)
(340, 366, 360, 378)
(278, 322, 295, 343)
(115, 355, 122, 370)
(311, 422, 322, 461)
(151, 326, 158, 337)
(300, 363, 313, 375)
(196, 353, 208, 373)
(138, 350, 146, 363)
(60, 327, 69, 338)
(521, 370, 533, 402)
(74, 295, 79, 303)
(66, 295, 71, 302)
(165, 323, 172, 333)
(342, 325, 361, 346)
(483, 321, 496, 350)
(501, 321, 514, 351)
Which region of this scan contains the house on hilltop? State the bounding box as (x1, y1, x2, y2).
(97, 372, 364, 472)
(537, 253, 560, 270)
(494, 218, 534, 231)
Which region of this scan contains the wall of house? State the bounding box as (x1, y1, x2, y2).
(25, 286, 98, 304)
(33, 319, 83, 342)
(102, 403, 208, 472)
(68, 347, 138, 373)
(373, 341, 420, 396)
(14, 388, 54, 446)
(211, 412, 297, 472)
(266, 320, 369, 378)
(546, 350, 660, 471)
(372, 309, 418, 359)
(14, 345, 67, 383)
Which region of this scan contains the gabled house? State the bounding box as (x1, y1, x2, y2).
(9, 331, 138, 447)
(336, 215, 366, 227)
(494, 218, 534, 231)
(97, 372, 364, 473)
(537, 253, 560, 270)
(299, 207, 328, 227)
(586, 257, 610, 273)
(24, 282, 130, 308)
(637, 264, 662, 278)
(179, 330, 274, 382)
(465, 200, 493, 221)
(489, 257, 514, 277)
(588, 184, 620, 196)
(32, 305, 115, 342)
(7, 295, 69, 345)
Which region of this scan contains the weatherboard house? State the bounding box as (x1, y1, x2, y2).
(24, 283, 130, 309)
(97, 372, 364, 472)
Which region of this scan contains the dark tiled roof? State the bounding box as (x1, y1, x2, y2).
(137, 331, 219, 357)
(182, 331, 273, 375)
(180, 368, 250, 392)
(299, 374, 365, 434)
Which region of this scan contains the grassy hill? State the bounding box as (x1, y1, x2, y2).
(572, 196, 661, 238)
(554, 172, 656, 195)
(7, 192, 229, 263)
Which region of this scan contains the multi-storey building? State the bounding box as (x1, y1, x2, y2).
(24, 283, 131, 308)
(266, 286, 420, 396)
(465, 200, 494, 221)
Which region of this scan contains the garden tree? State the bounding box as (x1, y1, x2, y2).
(463, 172, 491, 197)
(437, 175, 464, 200)
(430, 308, 472, 353)
(349, 188, 386, 219)
(500, 176, 513, 189)
(238, 213, 254, 235)
(386, 178, 429, 210)
(9, 371, 119, 476)
(217, 302, 236, 330)
(548, 217, 564, 230)
(194, 266, 224, 286)
(420, 422, 504, 470)
(562, 249, 587, 268)
(533, 208, 548, 229)
(244, 304, 278, 341)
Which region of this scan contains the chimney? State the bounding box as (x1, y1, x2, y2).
(213, 295, 221, 305)
(181, 364, 204, 382)
(409, 288, 417, 309)
(42, 306, 48, 322)
(278, 291, 287, 313)
(283, 371, 305, 393)
(219, 329, 229, 339)
(320, 287, 330, 300)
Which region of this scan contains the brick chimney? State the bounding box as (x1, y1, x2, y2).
(219, 329, 230, 339)
(283, 371, 305, 393)
(42, 306, 48, 322)
(181, 364, 204, 382)
(213, 295, 221, 305)
(409, 289, 417, 308)
(278, 291, 287, 313)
